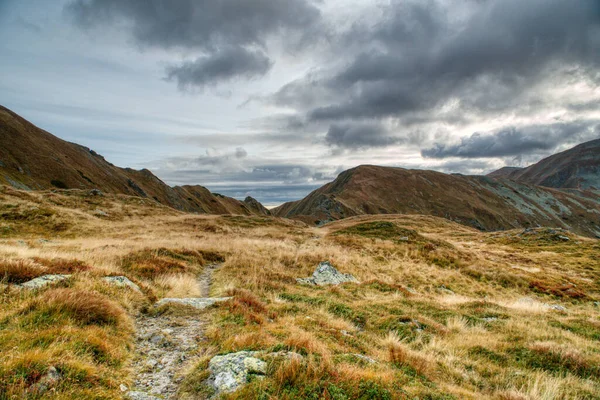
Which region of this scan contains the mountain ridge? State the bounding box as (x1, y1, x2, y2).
(0, 105, 264, 215)
(488, 139, 600, 189)
(273, 164, 600, 238)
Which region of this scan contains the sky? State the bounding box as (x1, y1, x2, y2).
(1, 0, 599, 206)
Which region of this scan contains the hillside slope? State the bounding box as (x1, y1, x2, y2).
(273, 165, 600, 237)
(0, 105, 261, 215)
(488, 139, 600, 189)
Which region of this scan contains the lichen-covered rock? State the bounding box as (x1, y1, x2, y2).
(126, 391, 161, 400)
(20, 274, 71, 289)
(296, 261, 358, 286)
(207, 351, 267, 395)
(155, 297, 231, 310)
(103, 276, 141, 292)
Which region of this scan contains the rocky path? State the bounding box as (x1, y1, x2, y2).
(126, 264, 222, 400)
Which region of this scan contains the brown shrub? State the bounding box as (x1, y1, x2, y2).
(226, 288, 274, 325)
(529, 281, 587, 299)
(32, 257, 90, 274)
(37, 289, 128, 327)
(121, 249, 195, 279)
(0, 259, 46, 284)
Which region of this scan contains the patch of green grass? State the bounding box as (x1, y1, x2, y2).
(279, 292, 326, 306)
(327, 302, 366, 328)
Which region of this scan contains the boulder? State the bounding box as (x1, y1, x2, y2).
(296, 261, 358, 286)
(103, 276, 141, 292)
(155, 297, 231, 310)
(207, 351, 267, 395)
(20, 274, 71, 289)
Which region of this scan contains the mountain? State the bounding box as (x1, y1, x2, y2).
(488, 139, 600, 189)
(273, 165, 600, 237)
(243, 196, 272, 216)
(0, 105, 264, 215)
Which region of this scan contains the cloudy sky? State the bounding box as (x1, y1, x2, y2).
(1, 0, 599, 205)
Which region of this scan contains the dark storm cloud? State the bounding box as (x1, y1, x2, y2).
(325, 121, 399, 149)
(422, 121, 600, 159)
(65, 0, 321, 86)
(165, 47, 273, 89)
(272, 0, 600, 149)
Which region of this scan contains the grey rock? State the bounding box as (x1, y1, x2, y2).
(89, 189, 104, 196)
(548, 304, 567, 312)
(126, 391, 161, 400)
(482, 317, 498, 322)
(438, 285, 455, 294)
(20, 274, 71, 289)
(93, 209, 109, 217)
(155, 297, 231, 310)
(103, 276, 141, 292)
(119, 384, 128, 392)
(30, 366, 61, 394)
(557, 235, 570, 241)
(207, 351, 267, 395)
(594, 301, 600, 308)
(296, 261, 359, 286)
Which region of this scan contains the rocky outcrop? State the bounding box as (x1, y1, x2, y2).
(103, 276, 141, 292)
(207, 351, 303, 396)
(297, 261, 359, 286)
(20, 274, 71, 289)
(207, 351, 267, 395)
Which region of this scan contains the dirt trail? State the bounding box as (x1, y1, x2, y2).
(126, 263, 221, 400)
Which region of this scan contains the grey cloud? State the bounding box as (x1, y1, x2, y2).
(66, 0, 321, 87)
(165, 47, 272, 88)
(272, 0, 600, 150)
(422, 121, 600, 159)
(325, 121, 400, 149)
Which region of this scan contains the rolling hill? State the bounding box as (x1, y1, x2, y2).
(273, 165, 600, 237)
(488, 139, 600, 189)
(0, 105, 264, 215)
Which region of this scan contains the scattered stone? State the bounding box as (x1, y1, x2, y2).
(296, 261, 359, 286)
(103, 276, 141, 292)
(93, 209, 109, 217)
(404, 286, 417, 294)
(399, 236, 409, 241)
(30, 366, 61, 394)
(89, 189, 104, 196)
(438, 285, 454, 294)
(482, 317, 498, 322)
(119, 384, 129, 392)
(20, 274, 71, 289)
(594, 301, 600, 308)
(548, 304, 567, 312)
(207, 351, 267, 395)
(348, 354, 378, 364)
(155, 297, 231, 310)
(557, 235, 570, 241)
(126, 391, 161, 400)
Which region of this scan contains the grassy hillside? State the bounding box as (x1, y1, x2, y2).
(1, 186, 599, 399)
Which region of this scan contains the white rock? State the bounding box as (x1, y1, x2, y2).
(103, 276, 141, 292)
(20, 275, 71, 289)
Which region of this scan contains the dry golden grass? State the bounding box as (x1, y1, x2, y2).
(1, 186, 599, 399)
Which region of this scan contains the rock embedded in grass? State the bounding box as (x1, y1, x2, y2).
(296, 261, 359, 286)
(20, 274, 71, 289)
(155, 297, 231, 310)
(103, 276, 141, 292)
(207, 351, 267, 395)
